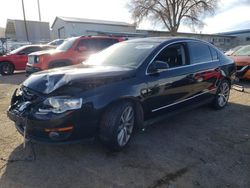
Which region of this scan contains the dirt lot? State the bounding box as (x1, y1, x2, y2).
(0, 72, 249, 188)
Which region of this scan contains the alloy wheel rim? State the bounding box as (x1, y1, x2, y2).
(117, 106, 134, 147)
(218, 82, 230, 107)
(2, 65, 11, 74)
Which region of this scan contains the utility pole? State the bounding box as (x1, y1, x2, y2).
(21, 0, 29, 41)
(37, 0, 41, 21)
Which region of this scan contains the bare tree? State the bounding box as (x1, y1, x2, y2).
(128, 0, 218, 35)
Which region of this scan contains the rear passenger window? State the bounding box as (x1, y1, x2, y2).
(209, 47, 219, 60)
(188, 42, 212, 64)
(21, 47, 42, 54)
(97, 39, 119, 49)
(77, 38, 118, 51)
(43, 46, 55, 50)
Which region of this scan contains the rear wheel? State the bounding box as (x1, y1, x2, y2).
(0, 62, 14, 75)
(212, 79, 230, 109)
(99, 101, 135, 151)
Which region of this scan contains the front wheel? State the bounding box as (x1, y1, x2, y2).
(99, 101, 135, 151)
(0, 62, 14, 75)
(212, 79, 230, 109)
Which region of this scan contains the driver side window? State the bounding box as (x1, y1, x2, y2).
(155, 43, 187, 68)
(20, 47, 42, 55)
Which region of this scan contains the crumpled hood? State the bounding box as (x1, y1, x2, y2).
(23, 65, 135, 94)
(29, 49, 62, 56)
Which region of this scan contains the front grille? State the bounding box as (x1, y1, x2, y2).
(20, 86, 43, 103)
(28, 56, 35, 65)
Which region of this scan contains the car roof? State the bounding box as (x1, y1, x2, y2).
(125, 37, 210, 44)
(78, 35, 123, 39)
(22, 44, 54, 48)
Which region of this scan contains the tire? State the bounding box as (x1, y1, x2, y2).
(212, 79, 230, 109)
(0, 62, 14, 75)
(99, 101, 136, 151)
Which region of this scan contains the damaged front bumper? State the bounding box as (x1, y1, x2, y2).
(7, 107, 74, 144)
(7, 87, 99, 144)
(236, 65, 250, 80)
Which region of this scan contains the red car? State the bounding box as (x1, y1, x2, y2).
(229, 45, 250, 80)
(0, 45, 55, 75)
(26, 36, 124, 75)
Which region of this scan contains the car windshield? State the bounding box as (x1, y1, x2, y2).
(9, 46, 28, 54)
(232, 45, 250, 56)
(85, 42, 158, 68)
(56, 37, 78, 51)
(48, 39, 64, 45)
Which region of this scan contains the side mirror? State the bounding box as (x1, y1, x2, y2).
(77, 46, 87, 52)
(148, 61, 169, 74)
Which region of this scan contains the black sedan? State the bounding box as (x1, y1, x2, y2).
(7, 37, 236, 150)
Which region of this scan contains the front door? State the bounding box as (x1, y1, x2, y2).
(142, 41, 219, 116)
(142, 42, 196, 114)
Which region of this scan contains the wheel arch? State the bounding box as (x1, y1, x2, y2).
(0, 61, 15, 69)
(100, 97, 144, 130)
(218, 75, 232, 88)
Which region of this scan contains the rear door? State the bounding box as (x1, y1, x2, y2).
(186, 41, 220, 98)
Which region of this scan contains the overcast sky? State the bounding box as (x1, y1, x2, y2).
(0, 0, 250, 34)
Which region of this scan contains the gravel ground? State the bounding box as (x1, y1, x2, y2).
(0, 72, 249, 188)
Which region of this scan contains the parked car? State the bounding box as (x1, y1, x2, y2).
(0, 45, 55, 75)
(47, 39, 65, 46)
(225, 45, 243, 56)
(26, 36, 124, 75)
(229, 45, 250, 80)
(7, 37, 236, 151)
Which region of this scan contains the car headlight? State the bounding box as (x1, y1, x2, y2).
(38, 96, 82, 114)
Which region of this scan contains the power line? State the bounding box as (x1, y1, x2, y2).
(37, 0, 42, 21)
(21, 0, 29, 42)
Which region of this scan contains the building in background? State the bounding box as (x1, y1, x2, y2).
(51, 16, 240, 50)
(136, 30, 237, 51)
(4, 16, 250, 51)
(5, 19, 50, 43)
(0, 27, 5, 38)
(218, 29, 250, 47)
(51, 16, 137, 39)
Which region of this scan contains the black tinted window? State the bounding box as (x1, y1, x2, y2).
(155, 43, 186, 68)
(43, 46, 55, 50)
(209, 47, 218, 60)
(77, 38, 119, 51)
(188, 42, 212, 64)
(21, 47, 42, 54)
(97, 39, 119, 49)
(86, 42, 157, 68)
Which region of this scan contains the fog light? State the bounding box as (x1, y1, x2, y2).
(48, 131, 60, 139)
